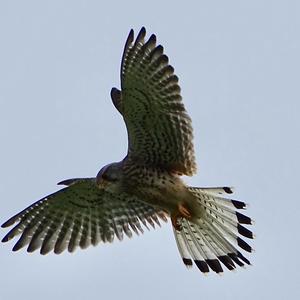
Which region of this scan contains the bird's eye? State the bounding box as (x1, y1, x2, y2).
(101, 171, 111, 181)
(96, 163, 120, 184)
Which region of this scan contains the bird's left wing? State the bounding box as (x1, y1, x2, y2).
(1, 178, 167, 254)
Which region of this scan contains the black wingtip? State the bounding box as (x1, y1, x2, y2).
(140, 26, 146, 35)
(129, 28, 134, 37)
(156, 45, 164, 53)
(150, 44, 164, 61)
(110, 87, 122, 114)
(57, 179, 68, 186)
(149, 33, 156, 44)
(135, 27, 146, 45)
(1, 234, 9, 242)
(126, 29, 134, 46)
(1, 220, 11, 228)
(111, 87, 120, 95)
(12, 242, 23, 252)
(57, 178, 79, 186)
(1, 216, 18, 228)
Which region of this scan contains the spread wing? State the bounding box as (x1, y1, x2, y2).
(1, 178, 167, 254)
(112, 27, 196, 176)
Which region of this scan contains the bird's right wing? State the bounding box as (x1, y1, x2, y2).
(112, 27, 196, 176)
(1, 178, 167, 254)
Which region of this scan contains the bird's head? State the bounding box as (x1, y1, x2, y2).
(96, 162, 123, 186)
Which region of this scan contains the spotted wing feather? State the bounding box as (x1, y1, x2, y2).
(115, 27, 196, 176)
(1, 178, 166, 254)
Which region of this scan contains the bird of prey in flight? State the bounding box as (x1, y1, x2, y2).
(2, 27, 254, 274)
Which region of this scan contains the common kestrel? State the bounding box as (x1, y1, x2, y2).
(2, 27, 253, 274)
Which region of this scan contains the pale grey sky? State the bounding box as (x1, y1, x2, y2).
(1, 1, 299, 299)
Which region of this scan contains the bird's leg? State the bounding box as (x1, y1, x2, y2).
(171, 213, 182, 230)
(178, 203, 192, 218)
(171, 203, 192, 231)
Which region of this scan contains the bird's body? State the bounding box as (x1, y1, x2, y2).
(133, 172, 194, 217)
(1, 27, 254, 274)
(97, 160, 202, 226)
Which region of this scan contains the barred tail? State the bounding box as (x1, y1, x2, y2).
(174, 187, 254, 274)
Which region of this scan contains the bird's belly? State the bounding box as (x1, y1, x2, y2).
(123, 167, 198, 214)
(133, 181, 191, 214)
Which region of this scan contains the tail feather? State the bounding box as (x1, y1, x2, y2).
(188, 222, 225, 273)
(203, 209, 253, 247)
(185, 222, 217, 261)
(190, 186, 249, 211)
(196, 186, 234, 195)
(173, 187, 253, 274)
(174, 231, 193, 267)
(175, 222, 213, 273)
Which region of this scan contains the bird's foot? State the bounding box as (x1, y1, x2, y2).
(178, 203, 192, 218)
(171, 203, 192, 231)
(171, 214, 182, 230)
